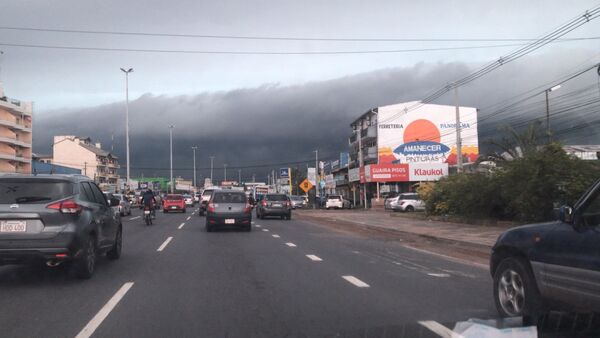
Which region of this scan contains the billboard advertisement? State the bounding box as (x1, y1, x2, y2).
(340, 152, 349, 168)
(409, 163, 449, 181)
(377, 102, 478, 165)
(364, 164, 409, 182)
(348, 168, 360, 182)
(307, 168, 317, 185)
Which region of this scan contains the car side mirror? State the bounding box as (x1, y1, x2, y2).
(559, 205, 573, 223)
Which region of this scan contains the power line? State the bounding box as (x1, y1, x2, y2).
(2, 25, 599, 43)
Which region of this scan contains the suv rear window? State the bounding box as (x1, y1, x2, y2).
(399, 194, 418, 200)
(0, 179, 73, 204)
(213, 192, 246, 203)
(328, 196, 341, 200)
(266, 194, 288, 201)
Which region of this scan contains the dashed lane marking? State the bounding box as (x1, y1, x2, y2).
(285, 242, 297, 247)
(129, 216, 141, 221)
(74, 282, 135, 338)
(272, 234, 280, 238)
(178, 223, 185, 230)
(157, 237, 173, 252)
(427, 273, 450, 278)
(342, 275, 370, 288)
(186, 216, 191, 221)
(306, 254, 322, 261)
(262, 229, 269, 232)
(255, 224, 261, 228)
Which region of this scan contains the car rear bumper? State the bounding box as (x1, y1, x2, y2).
(206, 213, 252, 227)
(261, 207, 291, 216)
(164, 205, 184, 210)
(0, 247, 74, 265)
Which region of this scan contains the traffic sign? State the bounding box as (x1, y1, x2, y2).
(299, 179, 314, 193)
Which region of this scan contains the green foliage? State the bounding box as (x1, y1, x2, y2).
(423, 143, 600, 222)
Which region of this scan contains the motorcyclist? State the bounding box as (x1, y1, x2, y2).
(142, 189, 157, 218)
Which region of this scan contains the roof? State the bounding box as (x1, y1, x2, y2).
(563, 145, 600, 153)
(32, 153, 52, 159)
(79, 143, 118, 158)
(0, 173, 92, 182)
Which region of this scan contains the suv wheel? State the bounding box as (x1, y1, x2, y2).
(107, 226, 122, 260)
(493, 257, 542, 317)
(72, 236, 97, 279)
(405, 205, 414, 212)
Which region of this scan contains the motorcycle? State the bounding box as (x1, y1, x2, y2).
(143, 206, 153, 226)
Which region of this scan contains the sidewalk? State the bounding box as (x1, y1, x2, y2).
(295, 209, 510, 249)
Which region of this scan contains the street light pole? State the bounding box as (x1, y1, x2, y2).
(238, 169, 241, 183)
(120, 67, 133, 190)
(453, 84, 463, 173)
(314, 150, 318, 209)
(545, 84, 561, 144)
(209, 156, 214, 184)
(169, 125, 174, 193)
(224, 164, 227, 182)
(191, 146, 198, 188)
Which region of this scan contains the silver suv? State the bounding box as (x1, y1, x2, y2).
(0, 174, 122, 279)
(385, 192, 424, 212)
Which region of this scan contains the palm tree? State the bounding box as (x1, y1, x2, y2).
(485, 121, 545, 163)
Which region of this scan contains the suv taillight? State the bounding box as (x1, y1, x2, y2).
(244, 203, 252, 214)
(286, 201, 291, 208)
(47, 199, 82, 214)
(261, 200, 267, 206)
(207, 202, 216, 213)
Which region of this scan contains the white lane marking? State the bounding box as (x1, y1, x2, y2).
(255, 224, 261, 228)
(186, 216, 191, 221)
(342, 275, 370, 288)
(427, 273, 450, 278)
(306, 254, 322, 261)
(272, 234, 280, 238)
(251, 221, 255, 224)
(178, 223, 185, 230)
(285, 242, 297, 247)
(129, 216, 140, 221)
(352, 250, 360, 254)
(157, 237, 173, 252)
(262, 229, 269, 232)
(418, 320, 456, 338)
(75, 282, 135, 338)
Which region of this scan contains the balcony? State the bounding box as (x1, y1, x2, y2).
(0, 98, 33, 116)
(360, 125, 377, 140)
(349, 132, 358, 145)
(107, 162, 120, 169)
(0, 152, 31, 163)
(0, 136, 31, 148)
(364, 146, 378, 161)
(0, 119, 32, 132)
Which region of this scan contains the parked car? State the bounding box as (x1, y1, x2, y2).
(342, 197, 352, 209)
(289, 195, 306, 209)
(325, 195, 344, 209)
(183, 194, 194, 207)
(205, 190, 252, 232)
(490, 179, 600, 318)
(385, 192, 424, 212)
(256, 194, 292, 220)
(199, 188, 217, 216)
(163, 194, 186, 213)
(0, 174, 122, 279)
(112, 193, 132, 216)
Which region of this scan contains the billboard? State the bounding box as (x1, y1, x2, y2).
(364, 164, 409, 182)
(377, 102, 478, 165)
(307, 168, 317, 185)
(348, 168, 360, 182)
(409, 163, 449, 181)
(340, 152, 349, 168)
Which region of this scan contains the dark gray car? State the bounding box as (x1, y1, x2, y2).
(205, 191, 252, 232)
(0, 174, 122, 279)
(256, 194, 292, 220)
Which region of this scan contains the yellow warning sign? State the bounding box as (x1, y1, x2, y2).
(299, 179, 314, 193)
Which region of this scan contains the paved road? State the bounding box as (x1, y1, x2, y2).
(0, 207, 497, 338)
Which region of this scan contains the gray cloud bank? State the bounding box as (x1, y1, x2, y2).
(33, 49, 599, 181)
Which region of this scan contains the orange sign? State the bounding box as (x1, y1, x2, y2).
(299, 179, 314, 193)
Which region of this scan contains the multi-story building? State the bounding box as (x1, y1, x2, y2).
(0, 84, 33, 174)
(53, 136, 120, 188)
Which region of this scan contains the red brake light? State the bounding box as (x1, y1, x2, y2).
(47, 199, 82, 214)
(207, 202, 216, 213)
(261, 200, 267, 206)
(244, 203, 252, 214)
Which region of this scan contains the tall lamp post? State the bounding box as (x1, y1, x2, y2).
(191, 146, 198, 188)
(209, 156, 215, 184)
(120, 67, 133, 190)
(169, 125, 174, 193)
(545, 84, 561, 144)
(224, 164, 228, 182)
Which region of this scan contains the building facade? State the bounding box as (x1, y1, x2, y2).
(0, 85, 33, 174)
(53, 136, 120, 188)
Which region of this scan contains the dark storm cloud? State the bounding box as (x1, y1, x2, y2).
(33, 50, 599, 181)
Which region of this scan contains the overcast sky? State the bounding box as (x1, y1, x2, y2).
(0, 1, 599, 181)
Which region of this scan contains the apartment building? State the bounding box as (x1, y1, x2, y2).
(53, 135, 120, 187)
(0, 84, 33, 174)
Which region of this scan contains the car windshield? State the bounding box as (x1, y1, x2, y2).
(0, 180, 73, 204)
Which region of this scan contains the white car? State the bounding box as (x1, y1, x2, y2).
(325, 195, 344, 209)
(385, 192, 424, 212)
(183, 194, 194, 207)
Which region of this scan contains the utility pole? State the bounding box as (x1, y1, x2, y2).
(454, 84, 463, 173)
(238, 169, 241, 183)
(209, 156, 215, 184)
(120, 67, 133, 190)
(357, 121, 366, 209)
(169, 125, 174, 193)
(224, 164, 228, 182)
(252, 174, 255, 182)
(191, 146, 198, 188)
(314, 150, 319, 209)
(545, 85, 561, 144)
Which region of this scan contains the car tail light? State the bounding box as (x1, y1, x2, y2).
(47, 199, 82, 214)
(207, 202, 216, 213)
(286, 201, 291, 208)
(261, 200, 267, 206)
(244, 203, 252, 214)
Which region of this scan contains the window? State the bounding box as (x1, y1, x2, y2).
(88, 182, 108, 206)
(213, 192, 246, 203)
(266, 194, 288, 201)
(581, 191, 600, 226)
(0, 179, 73, 204)
(79, 182, 95, 202)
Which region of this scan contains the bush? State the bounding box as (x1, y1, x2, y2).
(422, 144, 600, 222)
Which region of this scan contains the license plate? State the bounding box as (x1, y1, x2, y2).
(0, 220, 26, 233)
(273, 203, 282, 207)
(225, 219, 235, 224)
(144, 210, 151, 215)
(171, 206, 177, 209)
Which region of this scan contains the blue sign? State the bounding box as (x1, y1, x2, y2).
(394, 141, 450, 155)
(319, 180, 326, 188)
(340, 152, 349, 168)
(279, 168, 289, 178)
